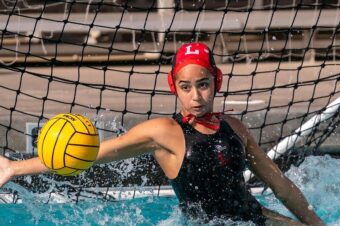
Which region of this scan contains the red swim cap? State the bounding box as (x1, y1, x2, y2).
(167, 42, 222, 94)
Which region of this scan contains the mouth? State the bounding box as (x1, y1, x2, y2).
(192, 105, 204, 111)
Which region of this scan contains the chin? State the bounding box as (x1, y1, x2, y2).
(190, 109, 208, 117)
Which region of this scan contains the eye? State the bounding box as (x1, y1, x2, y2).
(198, 82, 209, 89)
(180, 84, 191, 91)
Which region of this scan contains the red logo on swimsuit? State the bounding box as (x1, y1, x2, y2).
(217, 152, 230, 166)
(214, 145, 230, 166)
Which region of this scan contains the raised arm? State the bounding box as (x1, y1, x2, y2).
(95, 117, 184, 179)
(0, 154, 49, 188)
(95, 117, 181, 164)
(0, 117, 183, 188)
(243, 125, 325, 226)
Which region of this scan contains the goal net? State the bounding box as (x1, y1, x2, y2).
(0, 0, 339, 203)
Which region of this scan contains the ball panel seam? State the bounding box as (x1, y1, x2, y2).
(40, 118, 62, 168)
(51, 120, 68, 169)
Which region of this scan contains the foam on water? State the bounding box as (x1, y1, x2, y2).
(0, 155, 339, 225)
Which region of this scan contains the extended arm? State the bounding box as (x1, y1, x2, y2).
(244, 129, 325, 226)
(0, 118, 181, 188)
(0, 155, 49, 187)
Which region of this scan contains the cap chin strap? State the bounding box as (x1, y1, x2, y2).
(182, 112, 222, 131)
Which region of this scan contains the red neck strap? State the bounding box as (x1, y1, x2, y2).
(182, 112, 222, 131)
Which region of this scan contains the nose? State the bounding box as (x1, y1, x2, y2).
(191, 87, 201, 101)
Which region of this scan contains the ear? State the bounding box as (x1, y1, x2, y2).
(215, 67, 223, 92)
(167, 71, 177, 94)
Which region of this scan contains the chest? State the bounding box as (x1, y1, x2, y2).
(183, 125, 246, 173)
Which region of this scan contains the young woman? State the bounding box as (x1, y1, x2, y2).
(0, 43, 325, 225)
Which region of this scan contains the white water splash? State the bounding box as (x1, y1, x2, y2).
(259, 155, 340, 225)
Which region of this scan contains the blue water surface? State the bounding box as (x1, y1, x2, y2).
(0, 155, 339, 226)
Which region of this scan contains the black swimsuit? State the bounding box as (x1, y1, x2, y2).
(170, 113, 266, 225)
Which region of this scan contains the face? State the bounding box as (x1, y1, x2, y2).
(175, 64, 215, 117)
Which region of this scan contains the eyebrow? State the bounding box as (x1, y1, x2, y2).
(178, 77, 210, 84)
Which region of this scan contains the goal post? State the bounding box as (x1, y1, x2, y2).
(244, 96, 340, 182)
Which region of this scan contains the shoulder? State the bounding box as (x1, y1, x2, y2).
(130, 117, 182, 138)
(122, 117, 184, 152)
(144, 117, 180, 130)
(143, 117, 185, 156)
(131, 117, 178, 127)
(220, 115, 249, 145)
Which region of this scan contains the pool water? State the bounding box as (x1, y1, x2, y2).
(0, 155, 339, 226)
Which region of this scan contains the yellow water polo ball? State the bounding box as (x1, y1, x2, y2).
(37, 113, 100, 176)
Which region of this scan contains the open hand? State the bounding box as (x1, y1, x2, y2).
(0, 155, 14, 188)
